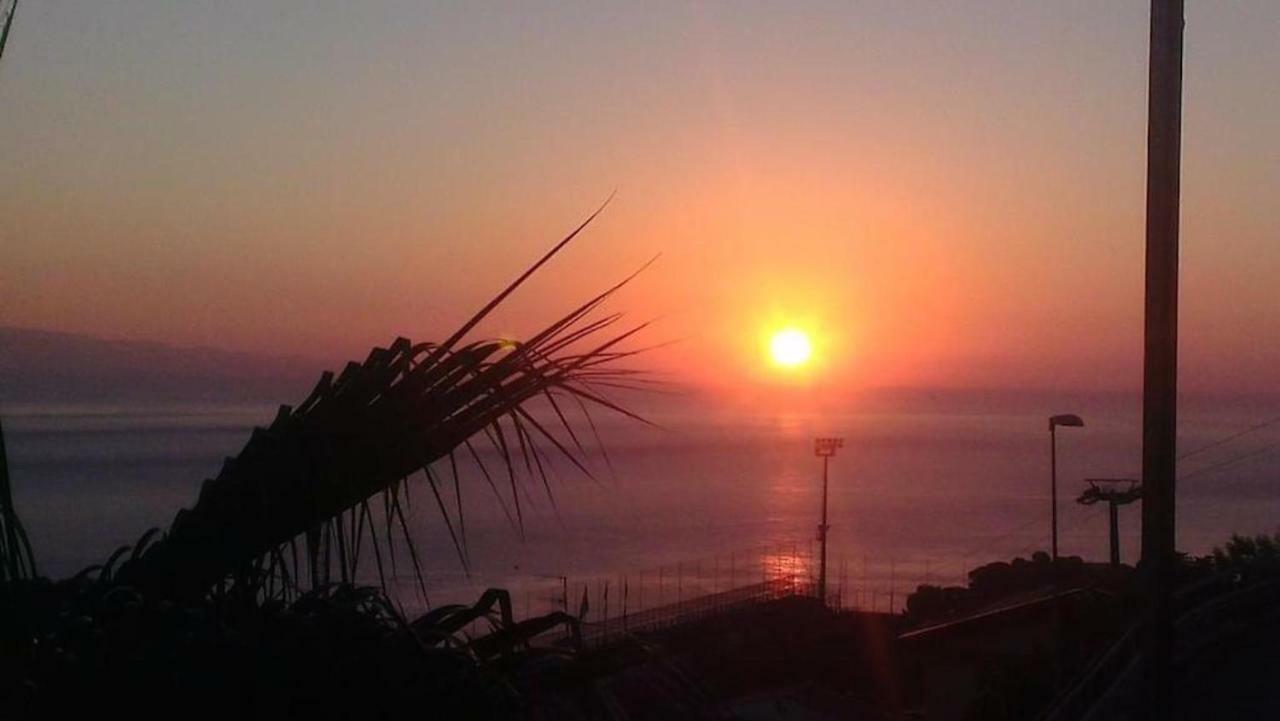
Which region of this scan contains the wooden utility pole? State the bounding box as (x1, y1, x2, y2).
(1140, 1, 1183, 716)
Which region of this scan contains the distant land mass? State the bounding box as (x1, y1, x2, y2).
(0, 326, 320, 404)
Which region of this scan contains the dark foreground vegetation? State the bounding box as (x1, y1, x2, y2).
(3, 580, 522, 719)
(0, 227, 669, 719)
(898, 535, 1280, 720)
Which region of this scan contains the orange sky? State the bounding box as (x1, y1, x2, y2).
(2, 2, 1279, 397)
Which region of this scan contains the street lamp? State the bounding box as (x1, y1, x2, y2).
(1048, 414, 1084, 561)
(814, 436, 844, 603)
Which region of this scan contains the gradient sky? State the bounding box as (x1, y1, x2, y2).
(2, 1, 1278, 396)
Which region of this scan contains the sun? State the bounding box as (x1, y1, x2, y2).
(769, 328, 812, 367)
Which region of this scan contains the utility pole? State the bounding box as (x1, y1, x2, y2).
(814, 437, 844, 604)
(1140, 1, 1183, 717)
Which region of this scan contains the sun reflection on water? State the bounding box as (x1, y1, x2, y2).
(760, 550, 813, 585)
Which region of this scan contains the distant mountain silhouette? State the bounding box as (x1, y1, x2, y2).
(0, 326, 319, 403)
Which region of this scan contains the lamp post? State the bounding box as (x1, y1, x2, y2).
(1048, 414, 1084, 561)
(814, 437, 844, 603)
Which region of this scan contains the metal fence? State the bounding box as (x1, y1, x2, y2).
(576, 576, 810, 646)
(505, 540, 970, 646)
(514, 542, 962, 620)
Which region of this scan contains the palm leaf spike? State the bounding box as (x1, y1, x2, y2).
(483, 419, 525, 535)
(116, 212, 650, 602)
(422, 464, 468, 573)
(1, 415, 38, 582)
(0, 1, 17, 65)
(447, 450, 468, 562)
(507, 412, 552, 509)
(425, 194, 614, 363)
(358, 500, 389, 593)
(463, 437, 516, 531)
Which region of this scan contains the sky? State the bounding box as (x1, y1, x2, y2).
(1, 1, 1278, 398)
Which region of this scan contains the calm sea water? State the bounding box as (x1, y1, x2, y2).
(5, 393, 1278, 616)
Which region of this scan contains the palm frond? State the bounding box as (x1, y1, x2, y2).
(0, 416, 39, 582)
(0, 5, 26, 581)
(118, 214, 650, 600)
(0, 1, 17, 65)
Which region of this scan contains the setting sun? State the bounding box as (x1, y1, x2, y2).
(769, 329, 813, 367)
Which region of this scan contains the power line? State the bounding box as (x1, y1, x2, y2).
(1095, 412, 1280, 486)
(1018, 505, 1108, 560)
(948, 412, 1280, 573)
(1178, 414, 1280, 462)
(1179, 438, 1280, 484)
(955, 515, 1046, 564)
(948, 434, 1276, 580)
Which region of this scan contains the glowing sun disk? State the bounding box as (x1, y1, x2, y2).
(770, 329, 812, 367)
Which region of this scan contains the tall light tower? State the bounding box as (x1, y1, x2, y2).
(1049, 414, 1084, 561)
(814, 436, 844, 603)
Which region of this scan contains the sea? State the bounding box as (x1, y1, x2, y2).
(5, 391, 1279, 619)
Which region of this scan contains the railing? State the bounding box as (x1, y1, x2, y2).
(573, 576, 811, 647)
(1040, 579, 1280, 721)
(507, 542, 956, 627)
(460, 541, 959, 646)
(1038, 625, 1140, 721)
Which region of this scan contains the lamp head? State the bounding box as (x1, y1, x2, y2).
(1049, 414, 1085, 431)
(814, 437, 844, 457)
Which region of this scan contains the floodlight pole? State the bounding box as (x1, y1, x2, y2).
(814, 437, 844, 604)
(1141, 1, 1183, 716)
(820, 453, 830, 601)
